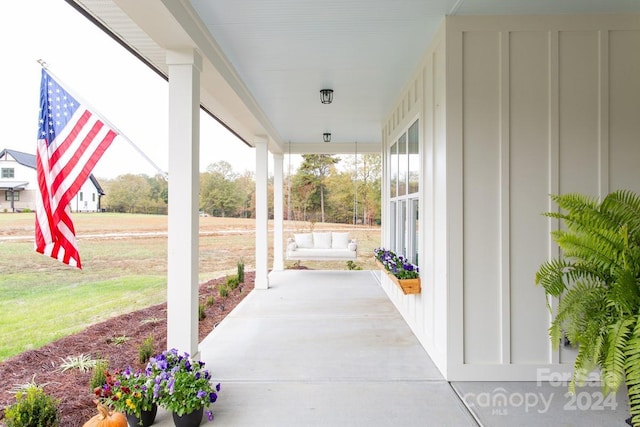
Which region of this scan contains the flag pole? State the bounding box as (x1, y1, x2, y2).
(37, 59, 169, 180)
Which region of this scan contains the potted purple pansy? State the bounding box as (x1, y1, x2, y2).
(94, 368, 157, 427)
(146, 349, 220, 426)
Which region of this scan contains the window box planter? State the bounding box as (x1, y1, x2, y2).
(375, 259, 421, 295)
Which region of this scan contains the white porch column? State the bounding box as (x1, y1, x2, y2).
(166, 49, 202, 356)
(272, 153, 284, 271)
(255, 138, 269, 289)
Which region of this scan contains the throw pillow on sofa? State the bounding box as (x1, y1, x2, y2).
(312, 232, 332, 249)
(294, 233, 313, 248)
(331, 232, 350, 249)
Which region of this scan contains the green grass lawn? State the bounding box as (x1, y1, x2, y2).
(0, 276, 165, 360)
(0, 236, 167, 361)
(0, 213, 172, 361)
(0, 213, 380, 361)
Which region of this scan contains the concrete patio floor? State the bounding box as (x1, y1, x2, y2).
(149, 270, 632, 426)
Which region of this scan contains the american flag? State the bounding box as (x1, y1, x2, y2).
(35, 69, 118, 268)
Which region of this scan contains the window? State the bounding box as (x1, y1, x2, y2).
(5, 191, 19, 201)
(399, 200, 407, 255)
(390, 141, 398, 198)
(389, 119, 420, 263)
(1, 168, 14, 178)
(390, 201, 397, 252)
(79, 192, 83, 201)
(408, 120, 419, 194)
(411, 199, 419, 265)
(398, 133, 407, 196)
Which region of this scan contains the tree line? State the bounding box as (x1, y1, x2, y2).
(100, 154, 381, 225)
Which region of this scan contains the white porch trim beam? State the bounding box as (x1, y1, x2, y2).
(286, 142, 381, 155)
(166, 48, 202, 357)
(255, 138, 269, 289)
(273, 153, 284, 271)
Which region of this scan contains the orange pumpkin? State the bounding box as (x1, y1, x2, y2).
(83, 402, 127, 427)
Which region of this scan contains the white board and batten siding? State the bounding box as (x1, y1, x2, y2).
(381, 14, 640, 381)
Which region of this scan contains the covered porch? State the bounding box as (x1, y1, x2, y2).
(67, 0, 640, 412)
(148, 270, 630, 426)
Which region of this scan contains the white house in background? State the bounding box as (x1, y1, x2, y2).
(0, 148, 105, 213)
(67, 1, 640, 381)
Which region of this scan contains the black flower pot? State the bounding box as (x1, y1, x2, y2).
(172, 406, 204, 427)
(126, 403, 158, 427)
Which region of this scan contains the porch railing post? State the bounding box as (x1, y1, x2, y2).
(166, 48, 201, 357)
(273, 153, 284, 271)
(255, 138, 269, 289)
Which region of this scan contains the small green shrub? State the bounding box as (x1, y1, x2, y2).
(4, 384, 60, 427)
(237, 259, 245, 283)
(219, 284, 229, 298)
(206, 295, 215, 307)
(346, 260, 362, 270)
(58, 354, 98, 372)
(110, 335, 130, 346)
(140, 317, 162, 325)
(89, 359, 109, 392)
(138, 336, 155, 364)
(226, 275, 240, 290)
(198, 303, 206, 321)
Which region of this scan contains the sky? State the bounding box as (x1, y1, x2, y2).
(0, 0, 290, 179)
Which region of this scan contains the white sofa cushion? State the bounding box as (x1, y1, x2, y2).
(348, 241, 358, 251)
(286, 248, 356, 260)
(313, 232, 332, 249)
(294, 233, 313, 248)
(331, 232, 350, 249)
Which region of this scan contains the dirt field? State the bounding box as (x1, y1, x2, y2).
(0, 213, 381, 274)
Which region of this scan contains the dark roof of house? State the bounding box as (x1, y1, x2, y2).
(1, 148, 35, 168)
(0, 148, 105, 195)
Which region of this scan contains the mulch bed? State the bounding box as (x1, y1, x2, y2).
(0, 272, 255, 427)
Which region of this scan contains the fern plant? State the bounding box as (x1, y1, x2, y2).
(535, 190, 640, 426)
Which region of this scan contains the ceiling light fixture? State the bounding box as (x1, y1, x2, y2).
(320, 89, 334, 104)
(323, 133, 331, 143)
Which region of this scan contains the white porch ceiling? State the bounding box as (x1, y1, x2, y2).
(191, 0, 454, 149)
(67, 0, 640, 154)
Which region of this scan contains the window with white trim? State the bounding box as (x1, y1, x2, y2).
(389, 119, 419, 264)
(5, 191, 19, 201)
